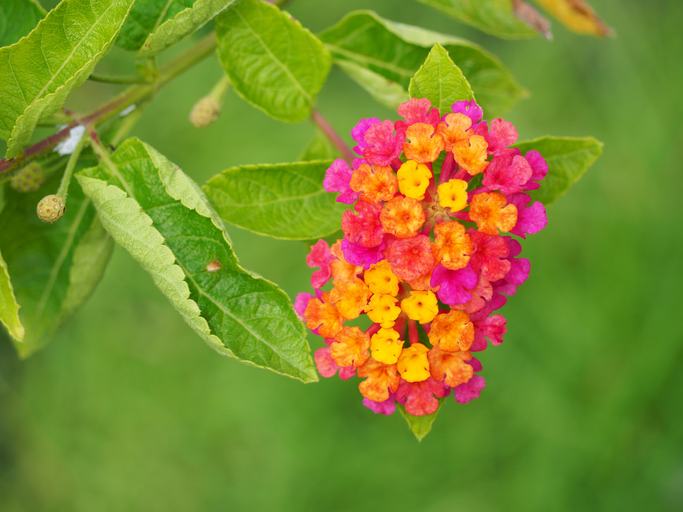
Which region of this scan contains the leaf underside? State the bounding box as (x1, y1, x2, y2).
(415, 0, 539, 39)
(76, 138, 318, 383)
(398, 399, 445, 441)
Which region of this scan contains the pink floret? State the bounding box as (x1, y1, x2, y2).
(294, 292, 314, 320)
(396, 377, 449, 416)
(395, 98, 441, 131)
(507, 193, 548, 238)
(523, 150, 548, 190)
(431, 264, 478, 305)
(306, 240, 336, 289)
(324, 159, 360, 204)
(470, 310, 507, 351)
(450, 99, 484, 125)
(341, 238, 387, 269)
(351, 118, 380, 156)
(485, 118, 518, 155)
(454, 375, 486, 404)
(363, 394, 397, 415)
(483, 153, 533, 195)
(362, 120, 404, 166)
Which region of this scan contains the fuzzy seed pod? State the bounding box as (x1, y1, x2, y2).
(189, 96, 220, 128)
(10, 162, 45, 193)
(37, 195, 65, 223)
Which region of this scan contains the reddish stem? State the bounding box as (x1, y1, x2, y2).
(408, 320, 419, 345)
(311, 109, 356, 164)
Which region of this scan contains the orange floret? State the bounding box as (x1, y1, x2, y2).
(397, 343, 431, 382)
(453, 134, 489, 175)
(469, 192, 518, 235)
(432, 221, 473, 270)
(358, 358, 401, 402)
(329, 277, 372, 320)
(437, 179, 469, 213)
(350, 164, 398, 204)
(428, 310, 475, 352)
(330, 241, 362, 284)
(370, 328, 403, 364)
(397, 160, 432, 200)
(401, 290, 439, 324)
(403, 123, 445, 164)
(436, 113, 473, 152)
(405, 271, 437, 292)
(364, 260, 400, 296)
(304, 293, 344, 338)
(330, 326, 370, 368)
(380, 196, 426, 239)
(428, 347, 473, 387)
(365, 294, 401, 328)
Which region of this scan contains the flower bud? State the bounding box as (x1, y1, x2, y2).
(189, 96, 220, 128)
(10, 162, 45, 193)
(37, 194, 65, 223)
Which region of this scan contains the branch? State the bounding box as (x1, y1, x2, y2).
(311, 110, 356, 164)
(0, 32, 218, 176)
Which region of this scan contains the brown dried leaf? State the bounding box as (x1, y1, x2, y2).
(511, 0, 552, 39)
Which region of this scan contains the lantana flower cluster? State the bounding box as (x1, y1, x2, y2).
(296, 98, 548, 418)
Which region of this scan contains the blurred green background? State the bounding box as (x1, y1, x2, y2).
(2, 0, 683, 510)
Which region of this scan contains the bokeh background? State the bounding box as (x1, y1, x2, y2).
(2, 0, 682, 510)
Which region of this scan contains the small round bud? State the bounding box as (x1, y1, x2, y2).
(10, 162, 45, 193)
(189, 96, 220, 128)
(37, 195, 65, 223)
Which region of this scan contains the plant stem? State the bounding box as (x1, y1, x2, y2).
(311, 109, 356, 164)
(56, 132, 88, 201)
(0, 32, 218, 176)
(88, 72, 149, 84)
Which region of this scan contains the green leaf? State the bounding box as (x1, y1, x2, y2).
(409, 44, 474, 113)
(116, 0, 194, 50)
(0, 172, 113, 358)
(299, 129, 340, 162)
(203, 161, 346, 240)
(0, 0, 135, 158)
(0, 0, 46, 48)
(398, 399, 445, 441)
(513, 136, 603, 205)
(76, 138, 318, 383)
(0, 248, 24, 341)
(415, 0, 539, 39)
(215, 0, 331, 123)
(319, 11, 526, 116)
(137, 0, 237, 58)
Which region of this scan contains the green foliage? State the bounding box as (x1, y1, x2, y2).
(203, 161, 346, 240)
(0, 0, 134, 158)
(514, 136, 603, 205)
(76, 138, 317, 382)
(117, 0, 194, 51)
(0, 0, 45, 48)
(0, 248, 24, 341)
(398, 399, 444, 441)
(299, 129, 341, 161)
(409, 43, 474, 113)
(415, 0, 539, 39)
(0, 172, 111, 358)
(136, 0, 237, 58)
(215, 0, 331, 123)
(319, 10, 526, 116)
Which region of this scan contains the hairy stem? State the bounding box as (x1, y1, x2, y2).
(88, 72, 150, 84)
(311, 110, 356, 164)
(56, 132, 88, 201)
(0, 32, 218, 176)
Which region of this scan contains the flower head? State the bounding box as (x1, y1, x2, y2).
(310, 98, 549, 424)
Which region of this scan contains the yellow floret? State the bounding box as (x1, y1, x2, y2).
(397, 343, 430, 382)
(437, 179, 469, 212)
(401, 290, 439, 324)
(370, 328, 403, 364)
(397, 160, 433, 200)
(364, 260, 400, 296)
(365, 294, 401, 328)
